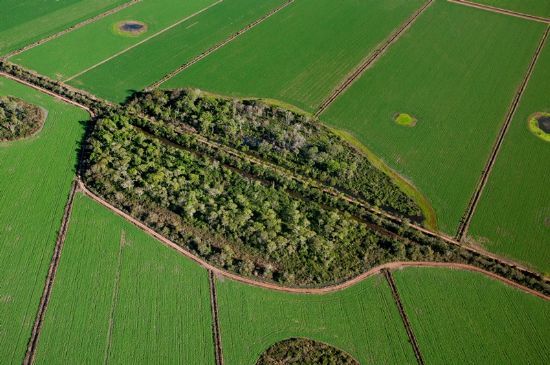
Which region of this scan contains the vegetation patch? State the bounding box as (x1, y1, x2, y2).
(528, 112, 550, 142)
(113, 20, 147, 37)
(256, 338, 359, 365)
(0, 95, 46, 141)
(394, 113, 417, 127)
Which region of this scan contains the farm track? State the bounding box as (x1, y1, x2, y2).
(1, 0, 142, 60)
(78, 180, 549, 300)
(456, 26, 550, 241)
(448, 0, 550, 24)
(2, 68, 548, 297)
(383, 269, 425, 365)
(314, 0, 434, 117)
(22, 180, 80, 365)
(208, 271, 224, 365)
(64, 0, 224, 82)
(148, 0, 296, 90)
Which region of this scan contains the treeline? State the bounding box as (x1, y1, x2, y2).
(256, 338, 359, 365)
(126, 89, 423, 220)
(0, 95, 45, 141)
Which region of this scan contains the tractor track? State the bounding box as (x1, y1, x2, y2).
(314, 0, 434, 118)
(22, 180, 80, 365)
(383, 269, 425, 365)
(1, 0, 142, 60)
(147, 0, 296, 90)
(456, 26, 550, 241)
(448, 0, 550, 24)
(208, 271, 224, 365)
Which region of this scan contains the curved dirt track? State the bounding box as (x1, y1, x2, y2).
(79, 182, 549, 300)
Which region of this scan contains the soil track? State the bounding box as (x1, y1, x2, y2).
(79, 181, 549, 300)
(2, 0, 142, 60)
(314, 0, 434, 117)
(22, 180, 81, 365)
(456, 26, 550, 241)
(208, 271, 224, 365)
(448, 0, 550, 24)
(64, 0, 224, 82)
(383, 269, 425, 365)
(148, 0, 296, 90)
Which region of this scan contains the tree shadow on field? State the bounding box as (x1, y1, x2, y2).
(73, 117, 96, 178)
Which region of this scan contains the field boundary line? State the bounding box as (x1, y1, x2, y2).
(314, 0, 434, 117)
(63, 0, 224, 82)
(208, 271, 224, 365)
(148, 0, 296, 90)
(383, 269, 425, 365)
(1, 0, 142, 60)
(456, 26, 550, 241)
(78, 181, 549, 300)
(22, 180, 80, 365)
(448, 0, 550, 24)
(102, 231, 126, 365)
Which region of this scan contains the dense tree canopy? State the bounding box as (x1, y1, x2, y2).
(0, 95, 45, 141)
(256, 338, 359, 365)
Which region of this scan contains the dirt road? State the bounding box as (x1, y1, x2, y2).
(448, 0, 550, 24)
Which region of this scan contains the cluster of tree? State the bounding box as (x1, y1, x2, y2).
(256, 338, 359, 365)
(0, 61, 112, 115)
(126, 89, 422, 220)
(0, 95, 45, 141)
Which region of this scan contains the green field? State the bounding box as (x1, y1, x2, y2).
(321, 0, 546, 233)
(161, 0, 426, 112)
(393, 267, 550, 364)
(68, 0, 288, 102)
(0, 0, 127, 54)
(468, 42, 550, 273)
(216, 275, 415, 365)
(465, 0, 550, 17)
(0, 76, 87, 363)
(11, 0, 215, 81)
(33, 194, 214, 364)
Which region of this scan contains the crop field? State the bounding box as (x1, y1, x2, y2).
(321, 0, 546, 233)
(161, 0, 426, 112)
(33, 194, 214, 364)
(468, 42, 550, 273)
(11, 0, 216, 81)
(393, 267, 550, 364)
(463, 0, 550, 17)
(0, 76, 87, 363)
(0, 0, 128, 54)
(68, 0, 288, 102)
(215, 275, 416, 365)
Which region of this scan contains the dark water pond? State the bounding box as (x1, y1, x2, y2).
(537, 116, 550, 133)
(120, 22, 144, 32)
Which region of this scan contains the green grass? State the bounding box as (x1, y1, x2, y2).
(33, 194, 215, 364)
(468, 43, 550, 273)
(0, 76, 87, 363)
(321, 0, 546, 234)
(0, 0, 127, 54)
(68, 0, 288, 102)
(393, 267, 550, 364)
(11, 0, 215, 80)
(216, 275, 416, 365)
(394, 113, 417, 127)
(162, 0, 426, 112)
(464, 0, 550, 17)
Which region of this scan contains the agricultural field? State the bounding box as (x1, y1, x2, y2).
(68, 0, 288, 102)
(321, 0, 546, 233)
(0, 0, 128, 54)
(464, 0, 550, 17)
(11, 0, 217, 80)
(161, 0, 426, 112)
(215, 275, 416, 365)
(33, 194, 214, 365)
(393, 267, 550, 364)
(468, 42, 550, 273)
(0, 76, 87, 363)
